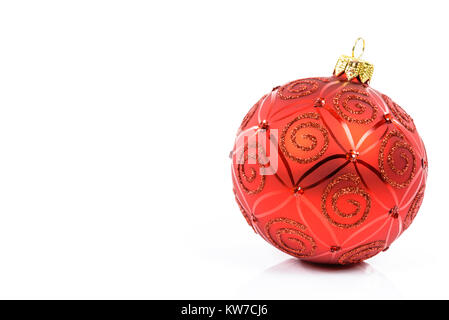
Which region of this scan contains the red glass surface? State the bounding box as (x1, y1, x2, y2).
(231, 75, 428, 264)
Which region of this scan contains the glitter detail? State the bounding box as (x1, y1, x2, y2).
(280, 112, 329, 164)
(345, 150, 359, 162)
(338, 240, 386, 264)
(333, 87, 378, 124)
(379, 130, 416, 189)
(404, 185, 425, 230)
(265, 217, 316, 258)
(236, 143, 266, 195)
(278, 79, 320, 100)
(382, 94, 416, 132)
(321, 173, 371, 229)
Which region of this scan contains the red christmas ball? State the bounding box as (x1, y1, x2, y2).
(231, 42, 428, 264)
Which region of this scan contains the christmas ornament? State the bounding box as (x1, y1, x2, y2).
(231, 38, 428, 264)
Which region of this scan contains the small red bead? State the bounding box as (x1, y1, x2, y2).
(293, 186, 304, 196)
(384, 113, 393, 123)
(422, 158, 428, 169)
(314, 97, 325, 107)
(389, 206, 399, 219)
(258, 120, 269, 130)
(330, 246, 341, 252)
(345, 150, 359, 162)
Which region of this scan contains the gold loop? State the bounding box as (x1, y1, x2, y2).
(352, 37, 365, 59)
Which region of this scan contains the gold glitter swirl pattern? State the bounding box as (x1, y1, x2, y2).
(403, 185, 425, 230)
(280, 112, 329, 164)
(237, 143, 266, 195)
(333, 87, 378, 124)
(265, 217, 316, 258)
(321, 173, 371, 229)
(382, 94, 416, 132)
(338, 241, 386, 265)
(278, 79, 320, 100)
(379, 130, 416, 189)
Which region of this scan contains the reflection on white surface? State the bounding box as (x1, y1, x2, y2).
(266, 258, 372, 273)
(237, 258, 401, 299)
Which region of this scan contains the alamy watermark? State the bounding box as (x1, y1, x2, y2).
(234, 129, 278, 175)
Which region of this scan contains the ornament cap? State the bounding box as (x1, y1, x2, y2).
(334, 38, 374, 84)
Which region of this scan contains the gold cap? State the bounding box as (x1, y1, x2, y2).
(334, 38, 374, 84)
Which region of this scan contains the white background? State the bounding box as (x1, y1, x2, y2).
(0, 0, 447, 299)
